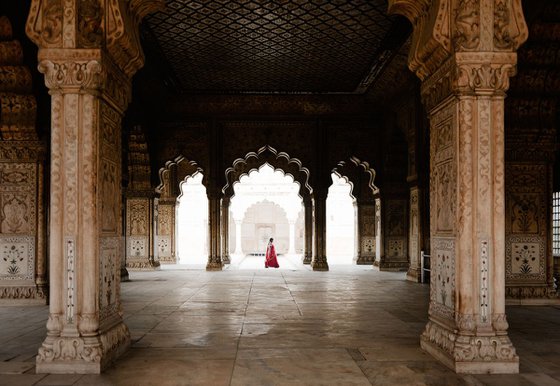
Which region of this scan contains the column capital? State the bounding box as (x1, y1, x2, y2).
(388, 0, 528, 82)
(26, 0, 164, 78)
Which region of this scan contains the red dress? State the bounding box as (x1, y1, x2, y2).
(265, 243, 280, 268)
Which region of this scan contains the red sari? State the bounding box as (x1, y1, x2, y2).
(265, 242, 279, 268)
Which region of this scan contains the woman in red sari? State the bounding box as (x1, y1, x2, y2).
(265, 237, 280, 268)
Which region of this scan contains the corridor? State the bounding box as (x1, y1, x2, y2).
(0, 268, 559, 385)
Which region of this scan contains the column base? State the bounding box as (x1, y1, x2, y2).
(356, 255, 375, 265)
(311, 260, 329, 271)
(406, 267, 421, 282)
(126, 259, 161, 271)
(36, 321, 130, 374)
(120, 267, 129, 282)
(420, 321, 518, 374)
(302, 254, 312, 265)
(206, 261, 223, 271)
(222, 254, 230, 264)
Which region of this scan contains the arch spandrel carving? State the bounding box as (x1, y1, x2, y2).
(223, 145, 312, 200)
(156, 156, 203, 199)
(332, 157, 379, 203)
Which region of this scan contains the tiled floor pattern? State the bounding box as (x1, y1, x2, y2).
(0, 266, 559, 385)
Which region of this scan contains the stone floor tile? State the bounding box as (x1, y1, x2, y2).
(34, 374, 84, 385)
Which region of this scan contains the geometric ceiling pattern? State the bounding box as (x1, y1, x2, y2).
(144, 0, 401, 94)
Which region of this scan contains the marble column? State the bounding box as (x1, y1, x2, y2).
(221, 197, 230, 264)
(206, 191, 223, 271)
(373, 198, 382, 266)
(303, 197, 313, 264)
(26, 0, 164, 373)
(406, 186, 422, 282)
(379, 195, 409, 271)
(356, 201, 376, 265)
(389, 0, 528, 374)
(125, 195, 160, 270)
(156, 199, 176, 264)
(311, 189, 329, 271)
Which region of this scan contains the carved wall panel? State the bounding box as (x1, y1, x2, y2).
(127, 236, 147, 258)
(381, 198, 408, 269)
(156, 202, 175, 263)
(0, 160, 44, 301)
(505, 163, 551, 295)
(0, 236, 34, 280)
(99, 237, 119, 323)
(127, 199, 148, 236)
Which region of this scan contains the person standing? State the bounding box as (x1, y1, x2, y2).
(265, 237, 279, 268)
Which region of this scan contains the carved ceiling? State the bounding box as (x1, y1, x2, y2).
(143, 0, 409, 94)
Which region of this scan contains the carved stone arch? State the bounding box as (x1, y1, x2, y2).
(332, 157, 379, 203)
(156, 155, 203, 199)
(223, 145, 312, 200)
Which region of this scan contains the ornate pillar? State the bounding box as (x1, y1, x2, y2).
(389, 0, 528, 374)
(26, 0, 163, 373)
(311, 189, 328, 271)
(125, 195, 160, 270)
(356, 201, 376, 265)
(206, 190, 222, 270)
(379, 194, 409, 271)
(221, 197, 230, 264)
(0, 15, 47, 303)
(407, 186, 422, 281)
(302, 196, 312, 264)
(373, 197, 382, 266)
(155, 165, 177, 264)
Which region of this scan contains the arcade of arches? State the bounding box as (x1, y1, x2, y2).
(0, 0, 559, 378)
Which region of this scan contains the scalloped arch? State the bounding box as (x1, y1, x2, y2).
(332, 156, 379, 202)
(156, 155, 203, 198)
(223, 145, 312, 199)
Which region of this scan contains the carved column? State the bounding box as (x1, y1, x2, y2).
(373, 197, 382, 266)
(302, 196, 312, 264)
(221, 197, 230, 264)
(389, 0, 528, 374)
(125, 194, 160, 270)
(156, 198, 176, 264)
(356, 201, 376, 264)
(311, 189, 328, 271)
(379, 194, 409, 271)
(0, 15, 47, 303)
(407, 186, 422, 281)
(26, 0, 163, 373)
(206, 190, 222, 270)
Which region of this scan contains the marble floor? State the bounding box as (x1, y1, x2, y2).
(0, 266, 559, 385)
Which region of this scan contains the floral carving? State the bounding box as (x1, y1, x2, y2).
(78, 0, 103, 48)
(454, 0, 480, 50)
(38, 59, 102, 91)
(2, 195, 29, 233)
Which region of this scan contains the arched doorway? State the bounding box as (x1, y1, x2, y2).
(176, 173, 208, 265)
(229, 163, 303, 269)
(326, 173, 356, 265)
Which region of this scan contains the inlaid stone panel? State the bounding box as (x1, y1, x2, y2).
(0, 236, 34, 280)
